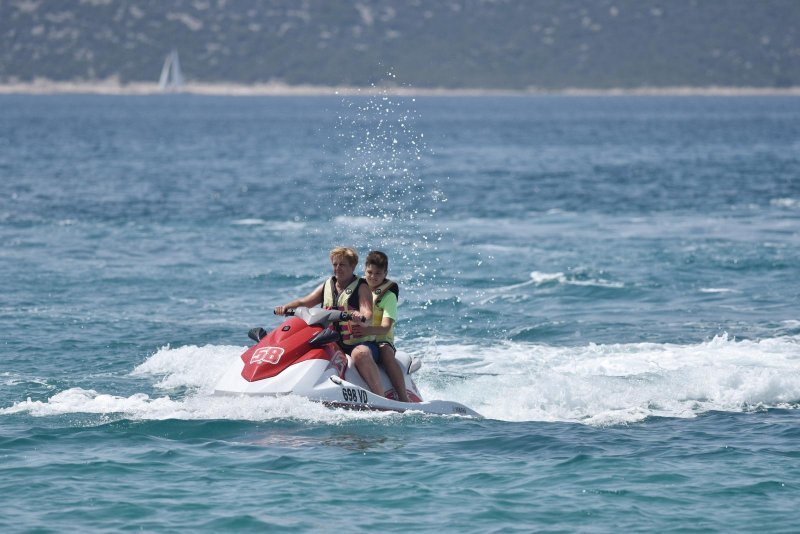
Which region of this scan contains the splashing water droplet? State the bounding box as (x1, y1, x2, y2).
(321, 77, 452, 337)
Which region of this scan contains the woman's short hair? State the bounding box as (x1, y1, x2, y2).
(329, 246, 359, 267)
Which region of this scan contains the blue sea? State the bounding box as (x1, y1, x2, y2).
(2, 93, 800, 532)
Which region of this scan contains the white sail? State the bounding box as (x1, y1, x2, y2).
(158, 50, 184, 91)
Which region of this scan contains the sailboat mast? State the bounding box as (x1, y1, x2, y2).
(169, 51, 184, 87)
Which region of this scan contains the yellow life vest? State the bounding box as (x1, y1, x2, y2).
(322, 276, 372, 345)
(371, 280, 399, 344)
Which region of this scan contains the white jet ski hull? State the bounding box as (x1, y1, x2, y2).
(213, 352, 481, 418)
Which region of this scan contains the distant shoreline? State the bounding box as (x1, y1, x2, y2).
(1, 80, 799, 97)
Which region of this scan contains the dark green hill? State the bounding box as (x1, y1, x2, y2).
(1, 0, 798, 89)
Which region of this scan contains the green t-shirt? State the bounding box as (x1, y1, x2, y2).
(374, 290, 398, 343)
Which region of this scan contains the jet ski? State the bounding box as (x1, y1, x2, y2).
(213, 307, 481, 417)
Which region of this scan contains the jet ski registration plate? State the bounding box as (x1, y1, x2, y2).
(342, 387, 368, 404)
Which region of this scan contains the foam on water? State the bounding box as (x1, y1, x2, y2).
(529, 271, 624, 288)
(700, 287, 738, 294)
(771, 197, 800, 209)
(231, 218, 267, 226)
(4, 335, 799, 426)
(477, 271, 625, 304)
(483, 271, 625, 291)
(132, 344, 244, 393)
(0, 386, 377, 423)
(1, 345, 398, 423)
(231, 218, 306, 232)
(423, 333, 800, 425)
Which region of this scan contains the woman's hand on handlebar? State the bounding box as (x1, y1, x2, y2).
(349, 321, 367, 337)
(274, 305, 288, 316)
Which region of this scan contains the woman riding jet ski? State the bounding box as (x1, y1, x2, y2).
(215, 246, 480, 416)
(212, 306, 481, 417)
(273, 247, 390, 399)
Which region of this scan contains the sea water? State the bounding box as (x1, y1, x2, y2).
(1, 94, 799, 532)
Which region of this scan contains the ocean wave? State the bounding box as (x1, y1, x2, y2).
(529, 271, 624, 288)
(131, 344, 244, 393)
(231, 219, 306, 232)
(0, 345, 395, 423)
(0, 386, 369, 422)
(699, 287, 738, 294)
(477, 271, 624, 304)
(419, 334, 800, 425)
(231, 218, 268, 225)
(770, 198, 800, 209)
(5, 335, 800, 426)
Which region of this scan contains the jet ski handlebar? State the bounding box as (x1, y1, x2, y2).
(275, 308, 366, 323)
(340, 311, 367, 322)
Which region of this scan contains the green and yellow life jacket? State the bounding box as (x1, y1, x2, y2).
(322, 276, 372, 345)
(371, 279, 399, 344)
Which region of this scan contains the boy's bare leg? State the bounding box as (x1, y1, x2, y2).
(380, 344, 410, 402)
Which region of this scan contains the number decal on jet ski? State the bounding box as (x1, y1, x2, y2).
(250, 346, 284, 365)
(342, 387, 368, 404)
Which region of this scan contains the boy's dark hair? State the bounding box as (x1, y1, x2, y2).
(365, 250, 389, 271)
